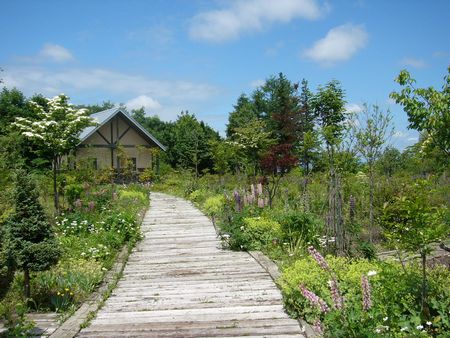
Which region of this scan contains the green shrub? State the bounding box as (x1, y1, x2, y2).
(188, 189, 209, 204)
(203, 194, 225, 217)
(65, 184, 84, 207)
(241, 217, 282, 250)
(279, 255, 450, 337)
(270, 210, 323, 246)
(118, 190, 147, 205)
(139, 168, 156, 183)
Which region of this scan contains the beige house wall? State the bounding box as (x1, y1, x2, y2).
(76, 115, 157, 170)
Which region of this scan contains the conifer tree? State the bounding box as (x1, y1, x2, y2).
(6, 170, 60, 298)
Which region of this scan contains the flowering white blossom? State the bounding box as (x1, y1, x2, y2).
(426, 321, 432, 326)
(416, 325, 423, 330)
(367, 270, 377, 276)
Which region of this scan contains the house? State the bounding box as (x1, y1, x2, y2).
(76, 107, 166, 172)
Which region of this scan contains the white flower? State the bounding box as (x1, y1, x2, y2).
(383, 317, 388, 321)
(426, 321, 432, 326)
(400, 327, 408, 332)
(416, 325, 423, 330)
(240, 226, 244, 230)
(367, 270, 377, 277)
(375, 328, 381, 333)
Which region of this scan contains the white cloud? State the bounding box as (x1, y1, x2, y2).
(393, 131, 408, 138)
(303, 23, 368, 66)
(432, 51, 448, 58)
(189, 0, 325, 42)
(250, 79, 265, 88)
(40, 43, 74, 62)
(401, 57, 427, 69)
(126, 95, 162, 112)
(3, 66, 220, 101)
(345, 103, 363, 114)
(407, 137, 418, 142)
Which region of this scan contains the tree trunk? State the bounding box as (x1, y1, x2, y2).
(368, 166, 375, 242)
(421, 250, 427, 312)
(24, 269, 30, 299)
(53, 156, 59, 214)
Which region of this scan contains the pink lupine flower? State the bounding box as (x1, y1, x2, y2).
(328, 278, 344, 310)
(258, 197, 265, 208)
(251, 184, 256, 199)
(313, 319, 324, 335)
(257, 182, 263, 195)
(361, 275, 372, 311)
(307, 246, 331, 271)
(74, 199, 82, 208)
(299, 284, 330, 313)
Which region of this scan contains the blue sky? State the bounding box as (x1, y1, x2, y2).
(1, 0, 449, 149)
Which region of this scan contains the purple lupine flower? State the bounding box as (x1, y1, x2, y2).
(312, 319, 324, 335)
(328, 278, 344, 310)
(299, 284, 330, 313)
(361, 275, 372, 311)
(308, 246, 331, 271)
(251, 184, 256, 200)
(88, 201, 95, 212)
(233, 190, 242, 212)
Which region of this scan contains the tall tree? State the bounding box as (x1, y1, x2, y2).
(390, 67, 450, 159)
(311, 80, 347, 255)
(297, 79, 319, 174)
(253, 73, 299, 145)
(169, 111, 218, 176)
(228, 118, 274, 177)
(226, 94, 258, 137)
(76, 101, 115, 115)
(13, 94, 93, 212)
(354, 104, 393, 241)
(6, 170, 60, 298)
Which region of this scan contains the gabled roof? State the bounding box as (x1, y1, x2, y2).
(79, 107, 166, 151)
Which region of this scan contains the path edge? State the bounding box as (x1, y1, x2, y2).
(248, 250, 319, 338)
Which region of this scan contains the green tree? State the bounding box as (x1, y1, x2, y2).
(169, 111, 218, 176)
(380, 179, 448, 313)
(12, 94, 93, 212)
(209, 139, 235, 177)
(226, 94, 258, 137)
(354, 104, 393, 241)
(311, 80, 347, 255)
(228, 118, 274, 177)
(0, 88, 31, 136)
(76, 101, 115, 115)
(253, 73, 299, 145)
(376, 146, 402, 177)
(390, 67, 450, 159)
(6, 171, 60, 298)
(298, 79, 319, 174)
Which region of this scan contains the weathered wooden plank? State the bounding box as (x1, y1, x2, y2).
(77, 192, 303, 337)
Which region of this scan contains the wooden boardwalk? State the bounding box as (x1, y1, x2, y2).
(78, 192, 303, 337)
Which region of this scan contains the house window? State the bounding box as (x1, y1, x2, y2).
(117, 157, 137, 171)
(88, 157, 98, 170)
